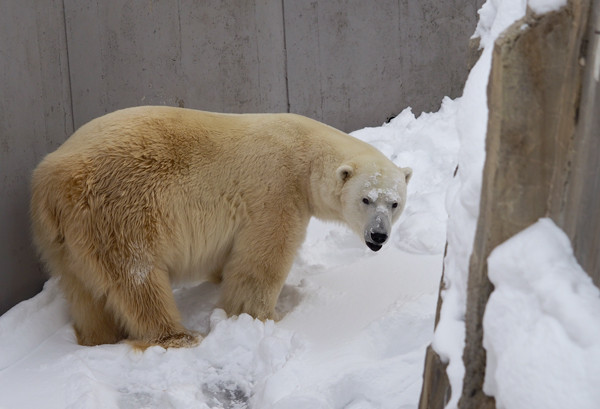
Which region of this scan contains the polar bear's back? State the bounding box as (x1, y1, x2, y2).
(54, 106, 375, 166)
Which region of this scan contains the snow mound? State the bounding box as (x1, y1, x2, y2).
(484, 218, 600, 409)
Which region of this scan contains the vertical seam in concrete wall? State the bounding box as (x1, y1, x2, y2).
(253, 3, 263, 107)
(61, 0, 75, 133)
(315, 3, 323, 119)
(177, 0, 183, 79)
(281, 0, 290, 112)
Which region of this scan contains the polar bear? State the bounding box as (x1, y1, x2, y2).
(30, 106, 411, 348)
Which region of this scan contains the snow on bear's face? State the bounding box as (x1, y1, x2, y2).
(337, 162, 412, 252)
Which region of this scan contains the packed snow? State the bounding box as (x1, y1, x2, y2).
(0, 98, 460, 408)
(484, 218, 600, 409)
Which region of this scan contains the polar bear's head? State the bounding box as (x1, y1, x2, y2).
(336, 161, 412, 252)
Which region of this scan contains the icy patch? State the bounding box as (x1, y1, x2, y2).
(484, 218, 600, 409)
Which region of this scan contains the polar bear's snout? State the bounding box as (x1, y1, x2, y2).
(364, 212, 391, 252)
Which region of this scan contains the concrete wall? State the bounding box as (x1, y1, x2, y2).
(0, 0, 73, 315)
(62, 0, 480, 131)
(0, 0, 480, 314)
(63, 0, 289, 129)
(285, 0, 480, 130)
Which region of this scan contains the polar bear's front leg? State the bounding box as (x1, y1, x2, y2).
(219, 254, 290, 321)
(219, 215, 306, 321)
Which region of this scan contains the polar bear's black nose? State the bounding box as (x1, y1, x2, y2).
(371, 232, 388, 244)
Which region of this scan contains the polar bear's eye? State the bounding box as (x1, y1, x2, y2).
(362, 198, 370, 205)
(392, 202, 398, 209)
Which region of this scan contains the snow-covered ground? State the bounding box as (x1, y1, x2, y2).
(0, 97, 460, 409)
(484, 218, 600, 409)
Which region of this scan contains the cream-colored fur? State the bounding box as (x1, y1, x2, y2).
(30, 106, 411, 348)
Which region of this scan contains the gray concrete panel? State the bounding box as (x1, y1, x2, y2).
(178, 0, 287, 113)
(0, 0, 73, 314)
(285, 0, 404, 131)
(64, 0, 190, 128)
(285, 0, 481, 132)
(398, 0, 481, 115)
(65, 0, 288, 129)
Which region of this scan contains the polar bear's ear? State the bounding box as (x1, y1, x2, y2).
(336, 164, 354, 183)
(402, 167, 413, 183)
